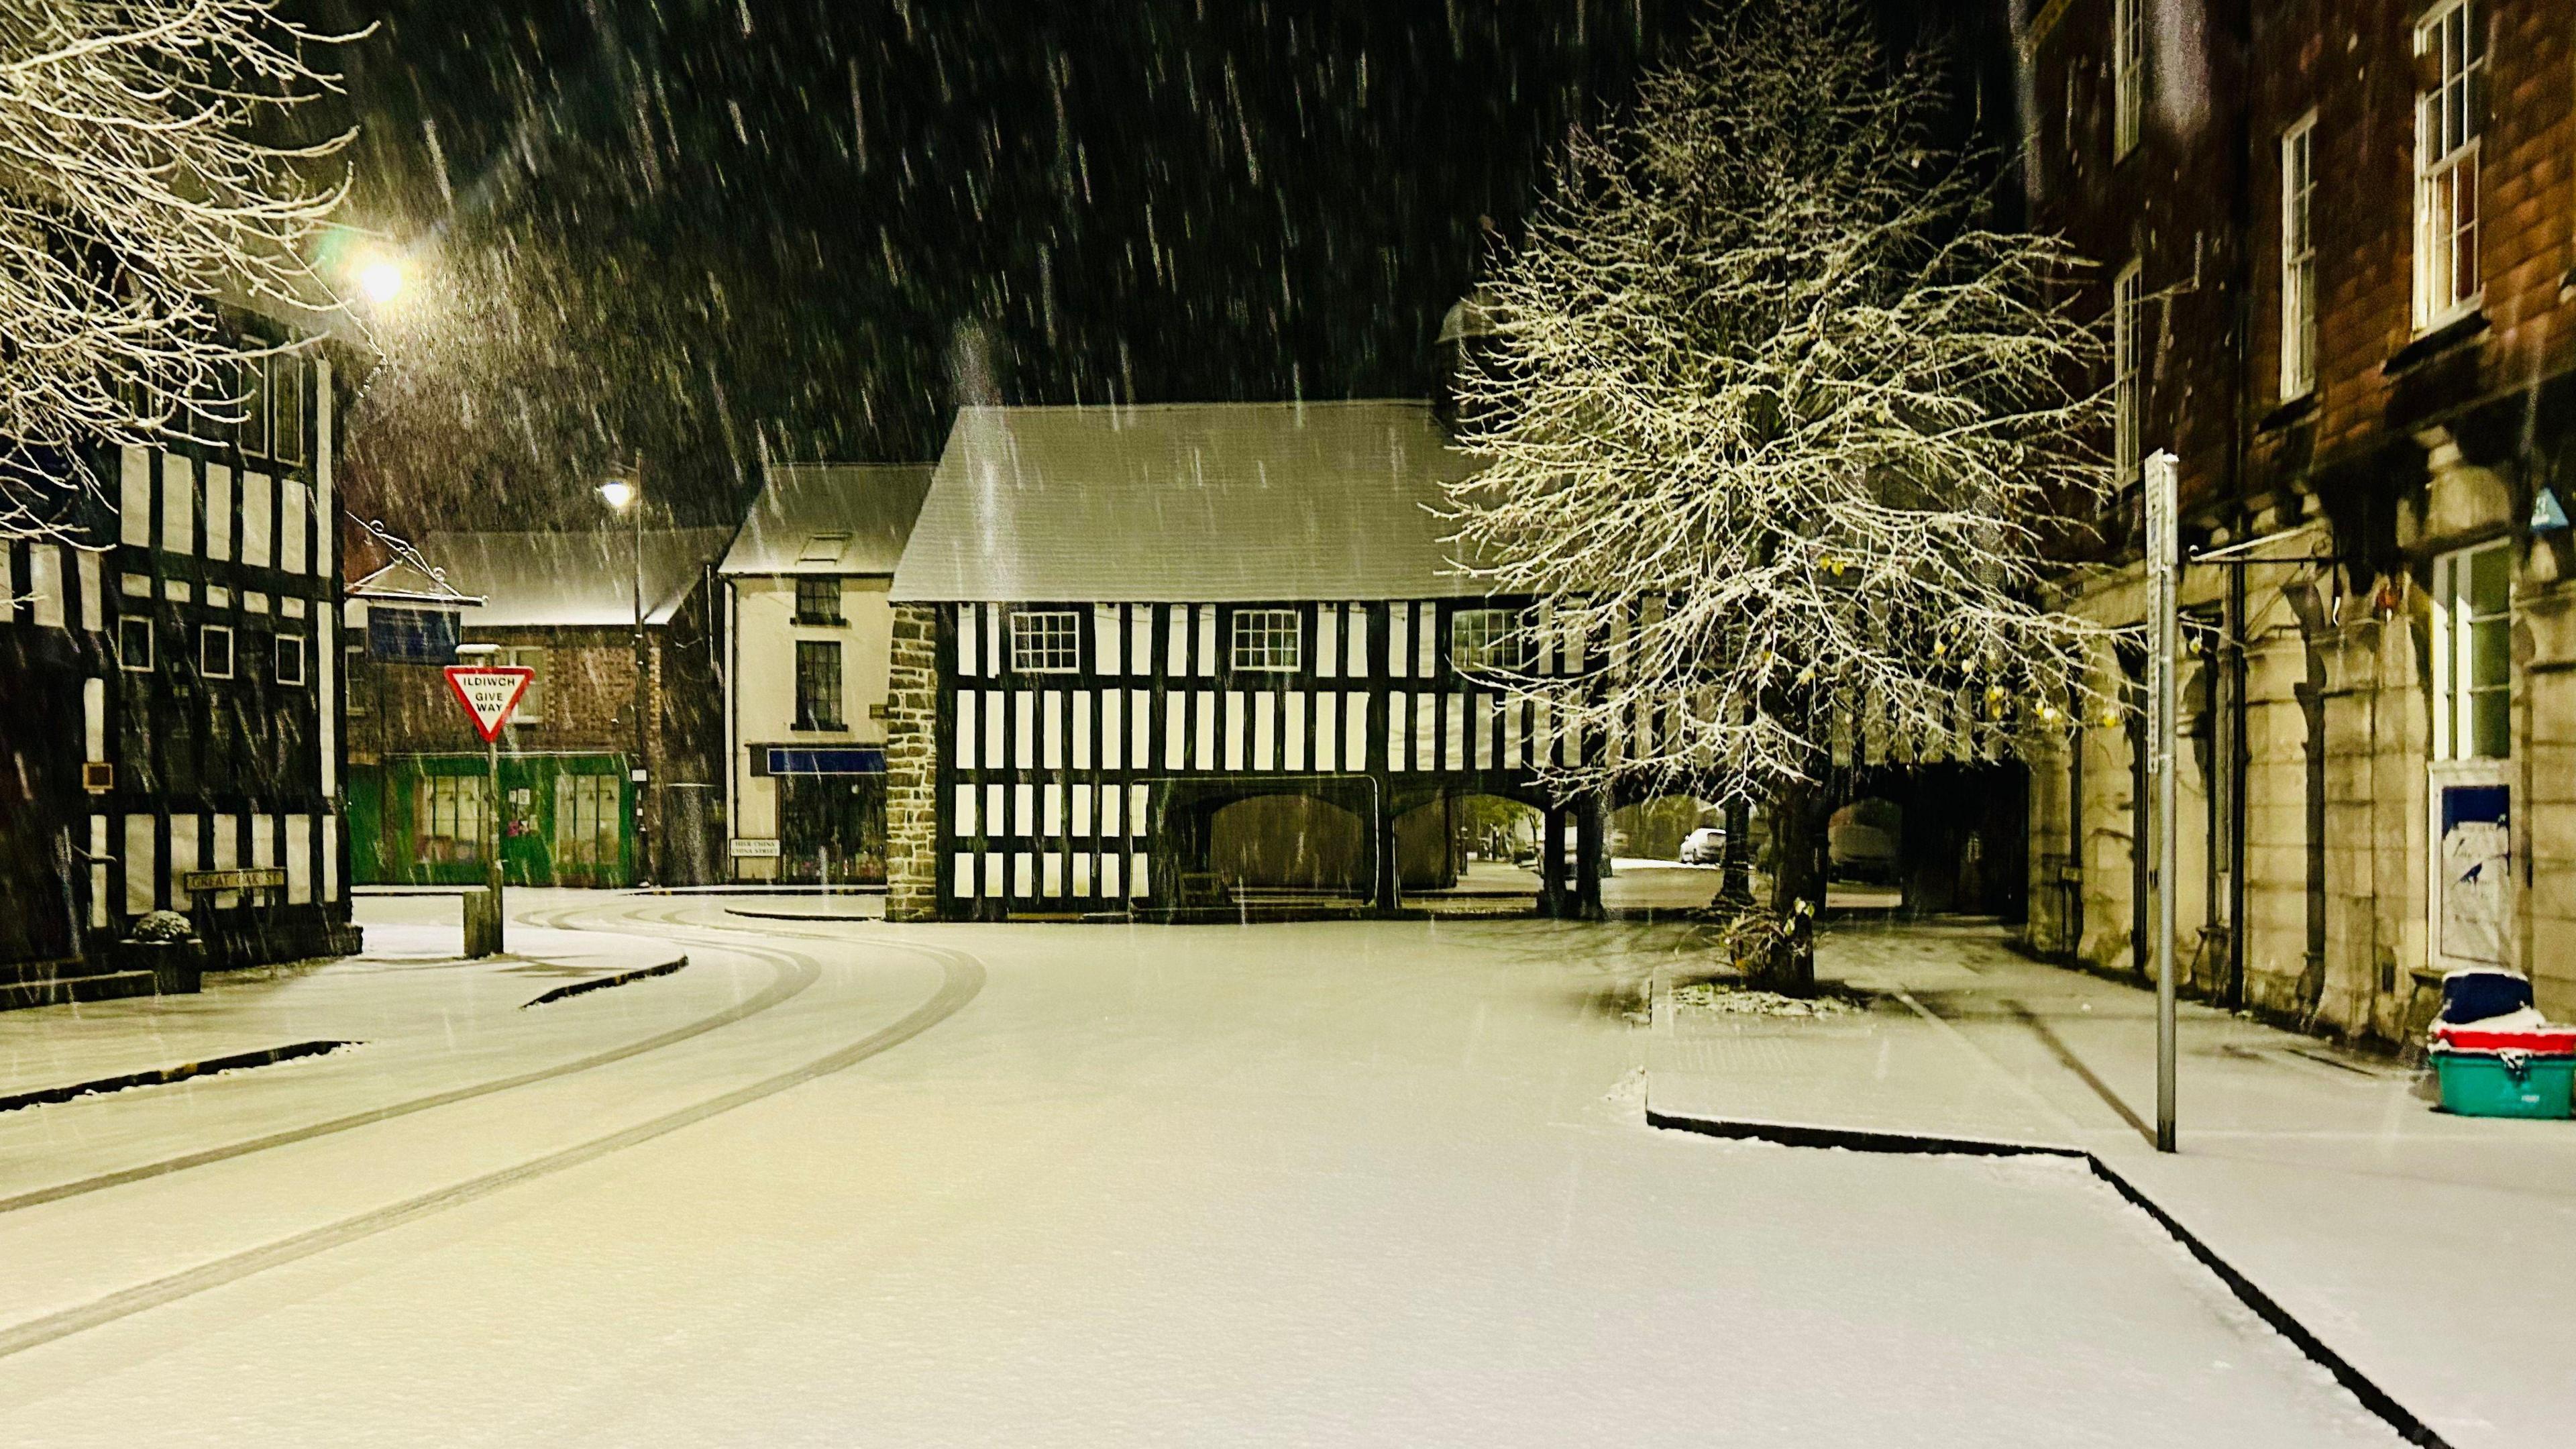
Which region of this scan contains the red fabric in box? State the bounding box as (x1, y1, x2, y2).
(2430, 1024, 2576, 1055)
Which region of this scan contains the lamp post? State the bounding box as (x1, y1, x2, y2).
(599, 471, 650, 886)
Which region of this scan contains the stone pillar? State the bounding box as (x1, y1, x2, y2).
(883, 604, 943, 922)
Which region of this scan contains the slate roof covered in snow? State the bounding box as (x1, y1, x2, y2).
(718, 463, 934, 577)
(421, 529, 733, 627)
(889, 400, 1489, 603)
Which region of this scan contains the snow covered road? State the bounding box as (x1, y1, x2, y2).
(0, 897, 2408, 1446)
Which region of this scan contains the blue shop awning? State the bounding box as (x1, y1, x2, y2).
(764, 747, 886, 775)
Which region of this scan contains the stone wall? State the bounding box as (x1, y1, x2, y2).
(882, 603, 941, 922)
(2029, 486, 2576, 1042)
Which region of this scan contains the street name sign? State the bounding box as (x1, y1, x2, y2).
(730, 837, 782, 858)
(442, 665, 536, 743)
(183, 868, 287, 892)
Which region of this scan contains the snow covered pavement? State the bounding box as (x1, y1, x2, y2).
(0, 899, 2435, 1445)
(1650, 920, 2576, 1448)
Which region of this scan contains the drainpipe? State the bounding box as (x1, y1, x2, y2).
(2220, 0, 2256, 1014)
(2222, 545, 2249, 1010)
(2067, 686, 2085, 962)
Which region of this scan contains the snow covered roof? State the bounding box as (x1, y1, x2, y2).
(719, 463, 934, 577)
(422, 529, 733, 628)
(890, 400, 1488, 603)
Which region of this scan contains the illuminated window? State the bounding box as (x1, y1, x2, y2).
(2112, 0, 2145, 159)
(2413, 0, 2485, 329)
(2432, 540, 2510, 760)
(497, 645, 545, 721)
(416, 775, 485, 863)
(2279, 115, 2318, 398)
(2113, 260, 2144, 482)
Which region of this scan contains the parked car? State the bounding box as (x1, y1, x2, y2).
(1829, 799, 1902, 882)
(1679, 826, 1727, 865)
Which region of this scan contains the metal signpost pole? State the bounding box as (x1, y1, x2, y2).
(455, 644, 505, 957)
(2145, 449, 2180, 1154)
(445, 655, 532, 959)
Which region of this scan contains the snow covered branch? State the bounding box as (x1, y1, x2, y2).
(0, 0, 356, 541)
(1444, 0, 2121, 814)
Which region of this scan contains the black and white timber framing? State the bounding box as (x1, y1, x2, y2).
(887, 400, 1613, 920)
(0, 330, 361, 972)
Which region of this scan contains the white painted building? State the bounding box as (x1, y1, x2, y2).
(718, 464, 932, 883)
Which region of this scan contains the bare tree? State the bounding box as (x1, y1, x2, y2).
(1444, 0, 2115, 991)
(0, 0, 355, 539)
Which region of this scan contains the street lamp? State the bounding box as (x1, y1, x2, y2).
(356, 257, 405, 305)
(600, 470, 650, 886)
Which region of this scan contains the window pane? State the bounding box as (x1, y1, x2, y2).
(2469, 543, 2509, 614)
(1010, 611, 1081, 672)
(274, 357, 306, 464)
(2472, 689, 2510, 759)
(2470, 619, 2509, 688)
(241, 358, 271, 455)
(1230, 608, 1300, 671)
(796, 578, 841, 623)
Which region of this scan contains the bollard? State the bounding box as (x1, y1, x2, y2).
(462, 886, 504, 959)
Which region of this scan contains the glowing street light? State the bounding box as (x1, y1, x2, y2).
(357, 256, 405, 303)
(597, 478, 637, 511)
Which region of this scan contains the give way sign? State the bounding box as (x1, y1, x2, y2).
(443, 665, 535, 743)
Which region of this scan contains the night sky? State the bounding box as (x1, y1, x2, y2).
(317, 0, 2010, 532)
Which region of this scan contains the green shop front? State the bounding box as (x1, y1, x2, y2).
(348, 753, 636, 887)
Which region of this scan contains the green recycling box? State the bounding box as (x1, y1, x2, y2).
(2430, 1049, 2575, 1120)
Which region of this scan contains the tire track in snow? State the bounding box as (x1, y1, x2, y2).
(0, 935, 985, 1362)
(0, 900, 817, 1218)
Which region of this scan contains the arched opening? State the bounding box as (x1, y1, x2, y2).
(1603, 792, 1739, 911)
(1880, 763, 2029, 918)
(1387, 793, 1545, 910)
(1210, 793, 1371, 895)
(1828, 797, 1903, 885)
(1609, 794, 1715, 863)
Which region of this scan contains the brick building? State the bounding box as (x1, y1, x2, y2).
(2020, 0, 2576, 1034)
(342, 529, 731, 888)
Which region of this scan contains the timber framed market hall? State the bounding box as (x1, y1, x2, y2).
(879, 399, 1629, 923)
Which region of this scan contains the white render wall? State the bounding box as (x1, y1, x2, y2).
(726, 574, 896, 881)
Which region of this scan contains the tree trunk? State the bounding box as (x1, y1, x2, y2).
(1749, 778, 1827, 995)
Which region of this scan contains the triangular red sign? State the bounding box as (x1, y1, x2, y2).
(443, 665, 535, 743)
